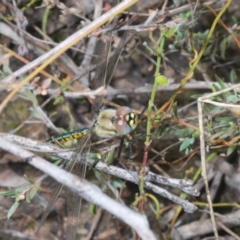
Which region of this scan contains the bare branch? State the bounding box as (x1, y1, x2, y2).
(177, 210, 240, 239)
(0, 136, 157, 240)
(0, 133, 198, 213)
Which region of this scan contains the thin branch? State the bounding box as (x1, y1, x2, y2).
(198, 98, 218, 238)
(53, 81, 238, 99)
(0, 133, 198, 213)
(0, 136, 156, 240)
(0, 0, 138, 114)
(177, 210, 240, 239)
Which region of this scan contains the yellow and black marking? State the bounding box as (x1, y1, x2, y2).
(125, 112, 138, 131)
(48, 128, 90, 144)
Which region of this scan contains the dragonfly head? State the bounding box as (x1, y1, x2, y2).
(114, 107, 138, 135)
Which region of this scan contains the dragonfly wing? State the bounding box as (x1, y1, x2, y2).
(104, 31, 129, 88)
(65, 131, 92, 240)
(91, 35, 111, 120)
(36, 181, 63, 234)
(91, 31, 134, 119)
(36, 154, 79, 235)
(37, 130, 91, 238)
(38, 29, 136, 239)
(66, 189, 82, 240)
(66, 171, 82, 240)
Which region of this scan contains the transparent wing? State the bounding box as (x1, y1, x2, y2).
(37, 132, 91, 238)
(38, 29, 135, 239)
(65, 32, 127, 239)
(104, 31, 129, 88)
(38, 37, 110, 233)
(91, 31, 130, 119)
(64, 35, 114, 239)
(65, 132, 92, 240)
(36, 179, 63, 234)
(91, 34, 112, 120)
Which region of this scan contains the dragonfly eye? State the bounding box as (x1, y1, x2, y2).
(114, 107, 138, 135)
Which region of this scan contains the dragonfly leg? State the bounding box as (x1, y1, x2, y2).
(89, 158, 100, 169)
(126, 132, 146, 161)
(115, 138, 141, 182)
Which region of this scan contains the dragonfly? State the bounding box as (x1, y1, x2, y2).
(37, 30, 138, 240)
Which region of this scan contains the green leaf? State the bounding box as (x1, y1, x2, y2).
(0, 189, 14, 197)
(153, 110, 164, 125)
(180, 137, 194, 152)
(210, 44, 217, 63)
(215, 75, 231, 98)
(185, 147, 192, 155)
(29, 182, 41, 200)
(179, 10, 191, 18)
(0, 187, 28, 198)
(209, 106, 222, 114)
(26, 192, 31, 203)
(204, 43, 213, 58)
(54, 95, 64, 105)
(164, 27, 177, 37)
(2, 59, 12, 76)
(227, 147, 235, 156)
(29, 107, 40, 120)
(215, 75, 226, 89)
(211, 83, 221, 93)
(156, 75, 169, 87)
(89, 152, 101, 162)
(103, 149, 114, 165)
(226, 95, 240, 103)
(192, 130, 200, 138)
(173, 128, 194, 138)
(18, 90, 38, 105)
(24, 174, 36, 184)
(94, 170, 102, 180)
(7, 201, 20, 219)
(220, 133, 229, 139)
(88, 203, 96, 214)
(230, 69, 237, 83)
(191, 94, 203, 99)
(215, 116, 235, 122)
(220, 37, 227, 59)
(50, 155, 61, 161)
(157, 122, 170, 139)
(172, 102, 178, 118)
(112, 179, 125, 189)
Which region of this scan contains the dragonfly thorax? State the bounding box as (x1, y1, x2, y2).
(94, 107, 138, 138)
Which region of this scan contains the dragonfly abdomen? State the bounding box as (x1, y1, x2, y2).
(48, 128, 90, 144)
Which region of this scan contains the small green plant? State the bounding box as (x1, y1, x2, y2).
(0, 176, 41, 218)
